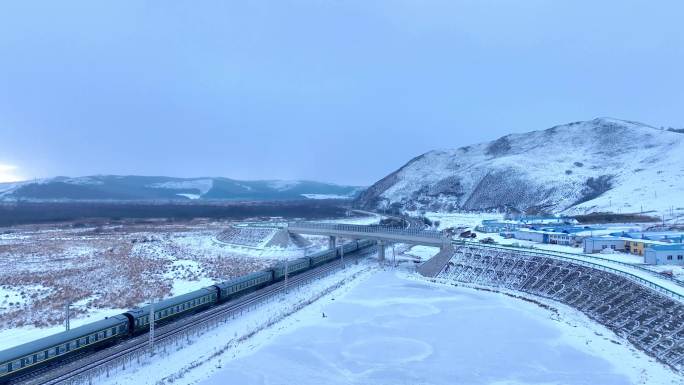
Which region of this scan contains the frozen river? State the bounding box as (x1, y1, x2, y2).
(199, 270, 680, 385)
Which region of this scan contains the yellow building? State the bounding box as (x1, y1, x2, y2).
(626, 240, 669, 256)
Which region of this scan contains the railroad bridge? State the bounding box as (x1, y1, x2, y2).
(287, 222, 453, 268)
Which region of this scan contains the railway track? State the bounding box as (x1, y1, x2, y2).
(14, 246, 376, 385)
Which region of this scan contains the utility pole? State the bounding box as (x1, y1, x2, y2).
(149, 300, 155, 356)
(65, 302, 71, 331)
(392, 243, 396, 267)
(284, 258, 289, 294)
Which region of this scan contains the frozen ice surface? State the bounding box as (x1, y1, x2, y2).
(198, 270, 681, 385)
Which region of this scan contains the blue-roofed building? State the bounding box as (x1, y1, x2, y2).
(644, 244, 684, 265)
(610, 231, 684, 243)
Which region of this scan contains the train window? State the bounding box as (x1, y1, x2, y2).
(65, 343, 71, 352)
(1, 363, 8, 373)
(111, 327, 117, 335)
(43, 350, 49, 360)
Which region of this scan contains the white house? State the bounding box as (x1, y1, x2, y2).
(512, 229, 546, 243)
(582, 237, 627, 254)
(644, 244, 684, 265)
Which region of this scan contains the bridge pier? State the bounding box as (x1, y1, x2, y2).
(378, 240, 385, 263)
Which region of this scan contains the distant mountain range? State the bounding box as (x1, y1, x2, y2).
(0, 176, 363, 202)
(355, 118, 684, 215)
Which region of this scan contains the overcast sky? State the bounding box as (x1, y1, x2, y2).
(1, 1, 682, 185)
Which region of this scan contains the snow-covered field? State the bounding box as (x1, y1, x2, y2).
(165, 269, 679, 385)
(0, 214, 381, 348)
(2, 211, 681, 384)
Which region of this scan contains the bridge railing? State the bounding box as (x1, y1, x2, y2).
(459, 241, 684, 288)
(288, 221, 446, 239)
(455, 241, 684, 302)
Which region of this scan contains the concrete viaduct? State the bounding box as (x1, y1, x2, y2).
(287, 222, 453, 271)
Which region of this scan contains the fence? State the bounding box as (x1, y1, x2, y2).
(288, 222, 445, 239)
(455, 241, 684, 302)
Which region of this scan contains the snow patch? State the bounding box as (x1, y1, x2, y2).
(149, 179, 214, 195)
(301, 193, 352, 199)
(267, 180, 301, 191)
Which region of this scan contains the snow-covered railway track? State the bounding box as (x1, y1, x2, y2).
(14, 247, 375, 385)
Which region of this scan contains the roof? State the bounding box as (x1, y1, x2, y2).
(515, 229, 568, 236)
(646, 244, 684, 251)
(584, 237, 628, 242)
(215, 271, 272, 290)
(611, 231, 684, 241)
(0, 315, 128, 364)
(126, 287, 216, 319)
(584, 236, 670, 245)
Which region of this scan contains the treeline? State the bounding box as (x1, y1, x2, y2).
(574, 212, 660, 224)
(0, 200, 349, 226)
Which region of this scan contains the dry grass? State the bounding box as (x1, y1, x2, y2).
(0, 220, 280, 329)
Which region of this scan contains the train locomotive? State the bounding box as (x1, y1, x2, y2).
(0, 239, 374, 383)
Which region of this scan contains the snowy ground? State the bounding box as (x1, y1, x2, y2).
(0, 214, 381, 349)
(421, 212, 682, 268)
(97, 261, 377, 385)
(175, 269, 680, 385)
(417, 213, 684, 291)
(417, 211, 504, 230)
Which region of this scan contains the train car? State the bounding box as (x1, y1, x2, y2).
(309, 249, 336, 267)
(0, 315, 129, 384)
(271, 257, 311, 281)
(357, 239, 375, 249)
(0, 239, 377, 383)
(214, 270, 273, 302)
(342, 240, 359, 254)
(124, 287, 218, 334)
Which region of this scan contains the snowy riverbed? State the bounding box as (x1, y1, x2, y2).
(195, 270, 681, 385)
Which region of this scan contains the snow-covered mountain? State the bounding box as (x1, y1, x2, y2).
(0, 175, 363, 202)
(356, 118, 684, 215)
